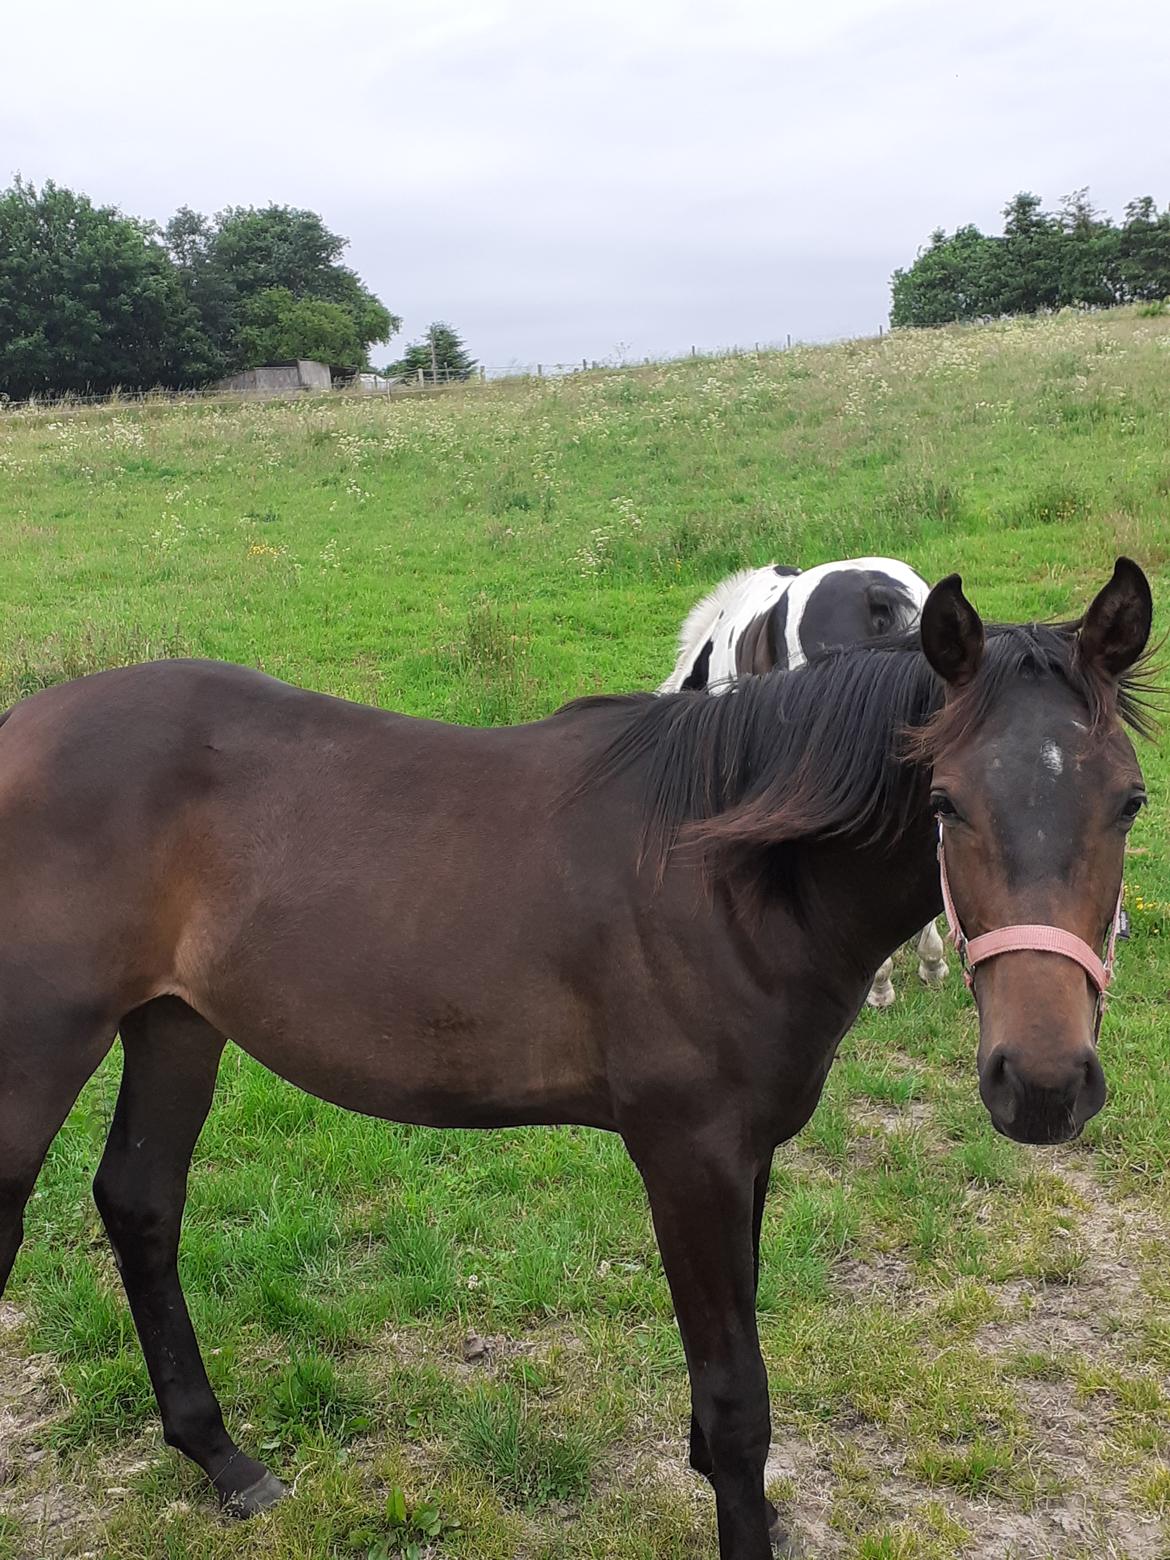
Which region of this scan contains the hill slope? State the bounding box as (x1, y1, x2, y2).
(1, 307, 1169, 1560)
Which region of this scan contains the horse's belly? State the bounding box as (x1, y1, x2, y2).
(194, 980, 616, 1132)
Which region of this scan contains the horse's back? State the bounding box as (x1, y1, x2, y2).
(0, 659, 626, 1124)
(660, 567, 798, 691)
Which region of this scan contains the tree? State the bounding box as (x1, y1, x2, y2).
(162, 206, 233, 378)
(1056, 190, 1122, 309)
(236, 288, 362, 368)
(891, 225, 1001, 327)
(994, 192, 1064, 314)
(1118, 197, 1170, 301)
(0, 177, 215, 399)
(890, 189, 1170, 327)
(0, 183, 399, 395)
(387, 322, 477, 382)
(164, 204, 399, 374)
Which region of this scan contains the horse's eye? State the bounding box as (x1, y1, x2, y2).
(1120, 793, 1147, 825)
(931, 792, 958, 820)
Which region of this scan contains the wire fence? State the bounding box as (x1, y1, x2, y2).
(0, 331, 882, 415)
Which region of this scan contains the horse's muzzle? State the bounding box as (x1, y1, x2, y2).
(980, 1044, 1107, 1145)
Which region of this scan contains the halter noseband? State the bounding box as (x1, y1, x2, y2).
(937, 824, 1124, 1039)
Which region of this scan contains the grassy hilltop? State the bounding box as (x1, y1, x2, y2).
(1, 308, 1169, 1558)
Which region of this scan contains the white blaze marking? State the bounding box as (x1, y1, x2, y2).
(1040, 740, 1064, 777)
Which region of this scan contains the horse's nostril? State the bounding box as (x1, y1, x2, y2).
(1078, 1048, 1107, 1123)
(981, 1047, 1018, 1125)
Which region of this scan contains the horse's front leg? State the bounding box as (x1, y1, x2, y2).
(687, 1154, 789, 1547)
(627, 1123, 774, 1560)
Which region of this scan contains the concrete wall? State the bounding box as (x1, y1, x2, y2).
(213, 361, 331, 395)
(295, 359, 332, 391)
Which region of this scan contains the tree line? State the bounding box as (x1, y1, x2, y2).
(0, 177, 448, 400)
(891, 191, 1170, 328)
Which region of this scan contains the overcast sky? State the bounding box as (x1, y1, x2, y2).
(3, 0, 1166, 368)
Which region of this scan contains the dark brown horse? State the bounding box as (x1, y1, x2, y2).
(0, 562, 1153, 1560)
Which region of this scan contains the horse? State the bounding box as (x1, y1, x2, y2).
(660, 555, 948, 1008)
(658, 556, 931, 693)
(0, 560, 1152, 1560)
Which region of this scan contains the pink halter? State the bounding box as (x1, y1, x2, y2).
(937, 824, 1124, 1037)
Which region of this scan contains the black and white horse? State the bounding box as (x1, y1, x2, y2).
(661, 556, 948, 1006)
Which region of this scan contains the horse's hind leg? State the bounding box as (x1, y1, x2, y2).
(1, 1003, 115, 1297)
(866, 956, 896, 1009)
(93, 998, 285, 1518)
(916, 920, 949, 988)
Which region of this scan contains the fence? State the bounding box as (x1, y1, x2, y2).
(379, 360, 609, 388)
(291, 337, 820, 392)
(0, 330, 888, 414)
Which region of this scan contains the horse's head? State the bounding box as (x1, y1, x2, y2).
(921, 559, 1153, 1145)
(798, 563, 924, 658)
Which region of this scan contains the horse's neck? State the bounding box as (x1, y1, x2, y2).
(786, 816, 941, 975)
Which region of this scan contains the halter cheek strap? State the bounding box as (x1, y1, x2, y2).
(937, 824, 1124, 1038)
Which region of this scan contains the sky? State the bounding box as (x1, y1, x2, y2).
(2, 0, 1167, 369)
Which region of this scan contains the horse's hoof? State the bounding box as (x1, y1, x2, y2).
(221, 1470, 288, 1519)
(918, 960, 948, 989)
(866, 985, 896, 1010)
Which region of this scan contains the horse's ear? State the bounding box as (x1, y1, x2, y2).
(1077, 557, 1152, 678)
(921, 574, 984, 687)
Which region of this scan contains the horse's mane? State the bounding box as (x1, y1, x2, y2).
(564, 621, 1160, 875)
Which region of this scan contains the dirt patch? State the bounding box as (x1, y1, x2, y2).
(0, 1304, 170, 1560)
(769, 1150, 1170, 1558)
(980, 1153, 1155, 1358)
(832, 1249, 925, 1307)
(0, 1304, 59, 1479)
(852, 1099, 935, 1137)
(845, 1097, 944, 1173)
(0, 1304, 89, 1558)
(373, 1319, 588, 1385)
(759, 1416, 1165, 1560)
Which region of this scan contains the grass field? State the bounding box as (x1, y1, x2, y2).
(1, 306, 1169, 1560)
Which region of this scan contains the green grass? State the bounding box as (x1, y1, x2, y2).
(2, 306, 1170, 1556)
